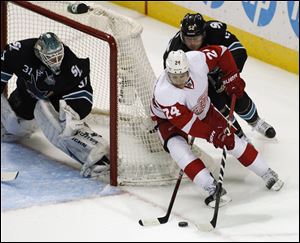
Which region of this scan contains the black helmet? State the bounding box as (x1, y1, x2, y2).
(180, 13, 205, 37)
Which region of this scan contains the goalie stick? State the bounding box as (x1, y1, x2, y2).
(1, 171, 19, 182)
(197, 94, 237, 231)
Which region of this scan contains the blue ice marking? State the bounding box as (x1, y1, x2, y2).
(1, 142, 120, 211)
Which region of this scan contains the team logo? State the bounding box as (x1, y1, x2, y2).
(287, 1, 299, 38)
(242, 1, 277, 26)
(188, 24, 197, 31)
(71, 65, 82, 77)
(25, 74, 54, 99)
(202, 1, 224, 9)
(8, 42, 21, 51)
(43, 73, 56, 86)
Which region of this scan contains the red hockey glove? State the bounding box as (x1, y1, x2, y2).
(223, 73, 245, 98)
(207, 127, 235, 150)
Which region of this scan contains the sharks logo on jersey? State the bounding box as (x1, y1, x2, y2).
(24, 73, 54, 99)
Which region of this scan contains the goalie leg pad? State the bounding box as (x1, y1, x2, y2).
(34, 100, 109, 177)
(1, 94, 37, 142)
(33, 99, 63, 145)
(62, 127, 110, 177)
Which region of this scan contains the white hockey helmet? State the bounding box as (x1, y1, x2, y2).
(166, 50, 189, 87)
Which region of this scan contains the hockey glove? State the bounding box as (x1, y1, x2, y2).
(208, 67, 225, 93)
(222, 72, 245, 98)
(208, 127, 235, 150)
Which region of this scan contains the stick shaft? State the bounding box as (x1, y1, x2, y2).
(210, 94, 236, 228)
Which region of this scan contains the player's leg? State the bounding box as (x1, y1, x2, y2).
(207, 106, 283, 191)
(230, 138, 283, 190)
(156, 118, 231, 208)
(234, 92, 276, 138)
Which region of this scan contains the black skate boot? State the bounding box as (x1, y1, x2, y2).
(251, 117, 276, 138)
(204, 182, 231, 208)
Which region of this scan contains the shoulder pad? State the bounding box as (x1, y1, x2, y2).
(64, 47, 90, 71)
(204, 21, 227, 45)
(205, 20, 227, 32)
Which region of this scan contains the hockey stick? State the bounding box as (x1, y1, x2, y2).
(138, 169, 184, 226)
(1, 171, 19, 182)
(199, 94, 236, 231)
(139, 137, 195, 226)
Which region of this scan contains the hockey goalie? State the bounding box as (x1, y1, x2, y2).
(1, 32, 110, 178)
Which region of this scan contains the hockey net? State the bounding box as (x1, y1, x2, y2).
(1, 1, 214, 186)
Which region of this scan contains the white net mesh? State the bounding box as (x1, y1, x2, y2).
(4, 1, 212, 185)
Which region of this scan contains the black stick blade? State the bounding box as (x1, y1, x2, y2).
(138, 217, 166, 226)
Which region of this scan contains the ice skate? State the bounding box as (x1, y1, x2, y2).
(251, 117, 276, 138)
(204, 182, 232, 208)
(262, 168, 284, 191)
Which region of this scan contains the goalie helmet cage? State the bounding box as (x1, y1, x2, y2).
(1, 1, 208, 186)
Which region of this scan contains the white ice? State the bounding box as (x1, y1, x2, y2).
(1, 2, 299, 242)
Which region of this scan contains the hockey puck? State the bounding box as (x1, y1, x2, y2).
(178, 221, 188, 227)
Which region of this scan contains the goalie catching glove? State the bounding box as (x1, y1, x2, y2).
(34, 99, 110, 177)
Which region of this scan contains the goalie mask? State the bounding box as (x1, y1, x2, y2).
(166, 50, 189, 88)
(34, 32, 64, 75)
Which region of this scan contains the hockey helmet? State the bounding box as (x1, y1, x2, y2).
(34, 32, 64, 75)
(166, 50, 189, 88)
(180, 13, 205, 37)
